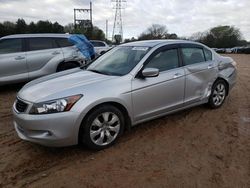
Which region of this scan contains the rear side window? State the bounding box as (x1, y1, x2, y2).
(56, 38, 74, 47)
(91, 41, 105, 47)
(145, 49, 179, 72)
(204, 48, 212, 61)
(28, 38, 57, 51)
(181, 48, 205, 65)
(0, 39, 22, 54)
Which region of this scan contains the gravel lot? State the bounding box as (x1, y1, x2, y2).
(0, 54, 250, 188)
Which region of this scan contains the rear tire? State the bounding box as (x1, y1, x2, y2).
(57, 62, 79, 72)
(79, 105, 125, 150)
(208, 79, 227, 109)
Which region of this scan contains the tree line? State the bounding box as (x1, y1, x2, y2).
(0, 19, 248, 48)
(0, 19, 64, 37)
(125, 24, 248, 48)
(0, 19, 106, 41)
(190, 25, 248, 48)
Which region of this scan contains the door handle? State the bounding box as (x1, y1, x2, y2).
(52, 51, 60, 55)
(15, 56, 25, 60)
(173, 73, 182, 79)
(208, 64, 213, 69)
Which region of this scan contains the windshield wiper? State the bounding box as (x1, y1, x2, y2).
(80, 62, 92, 69)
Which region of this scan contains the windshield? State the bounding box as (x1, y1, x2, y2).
(87, 46, 150, 76)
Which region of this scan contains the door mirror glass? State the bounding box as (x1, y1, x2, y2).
(142, 68, 159, 78)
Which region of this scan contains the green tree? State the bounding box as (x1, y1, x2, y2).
(52, 22, 64, 33)
(192, 25, 245, 48)
(138, 24, 178, 40)
(35, 20, 53, 33)
(1, 21, 16, 36)
(28, 21, 37, 33)
(73, 25, 105, 41)
(15, 18, 27, 34)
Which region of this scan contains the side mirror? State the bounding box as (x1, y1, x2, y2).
(142, 68, 159, 78)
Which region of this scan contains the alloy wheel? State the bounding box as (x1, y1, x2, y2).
(212, 83, 226, 106)
(90, 112, 120, 146)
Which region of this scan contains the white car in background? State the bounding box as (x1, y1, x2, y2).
(90, 40, 112, 56)
(0, 34, 92, 85)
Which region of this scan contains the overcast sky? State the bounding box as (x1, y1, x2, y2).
(0, 0, 249, 40)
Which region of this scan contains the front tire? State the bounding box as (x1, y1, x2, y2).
(80, 105, 125, 150)
(208, 80, 227, 109)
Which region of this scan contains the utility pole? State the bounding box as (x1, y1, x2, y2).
(74, 1, 93, 30)
(111, 0, 126, 43)
(106, 20, 108, 40)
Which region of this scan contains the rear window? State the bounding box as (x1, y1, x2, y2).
(56, 38, 74, 47)
(181, 48, 205, 65)
(28, 38, 57, 51)
(0, 39, 22, 54)
(91, 41, 105, 47)
(204, 48, 212, 61)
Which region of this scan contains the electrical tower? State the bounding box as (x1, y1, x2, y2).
(112, 0, 126, 43)
(74, 2, 93, 30)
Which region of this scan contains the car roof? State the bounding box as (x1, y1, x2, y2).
(120, 39, 203, 48)
(1, 33, 72, 39)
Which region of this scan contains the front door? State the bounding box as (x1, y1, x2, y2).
(132, 47, 185, 122)
(0, 38, 28, 84)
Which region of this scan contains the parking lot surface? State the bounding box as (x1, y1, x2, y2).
(0, 54, 250, 188)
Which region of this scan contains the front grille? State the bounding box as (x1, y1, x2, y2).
(15, 99, 28, 113)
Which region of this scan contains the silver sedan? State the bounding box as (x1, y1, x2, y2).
(13, 40, 237, 150)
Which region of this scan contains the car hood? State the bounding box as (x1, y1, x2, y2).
(18, 69, 115, 103)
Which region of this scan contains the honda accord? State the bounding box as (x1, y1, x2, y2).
(13, 40, 237, 150)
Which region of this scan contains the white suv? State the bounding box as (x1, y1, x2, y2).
(0, 34, 92, 85)
(90, 40, 111, 56)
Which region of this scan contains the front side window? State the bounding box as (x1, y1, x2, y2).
(0, 39, 22, 54)
(145, 49, 179, 72)
(28, 38, 57, 51)
(87, 46, 150, 76)
(181, 48, 205, 65)
(91, 41, 105, 47)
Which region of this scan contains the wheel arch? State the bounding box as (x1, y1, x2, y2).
(78, 101, 132, 144)
(214, 77, 229, 96)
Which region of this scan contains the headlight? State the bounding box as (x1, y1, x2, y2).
(30, 95, 82, 114)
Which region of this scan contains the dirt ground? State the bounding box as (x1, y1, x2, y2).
(0, 54, 249, 188)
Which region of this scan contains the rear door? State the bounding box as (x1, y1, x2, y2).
(0, 38, 28, 83)
(26, 37, 64, 79)
(132, 45, 185, 122)
(180, 44, 217, 105)
(55, 37, 75, 62)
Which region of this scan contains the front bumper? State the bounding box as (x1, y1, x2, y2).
(13, 109, 83, 147)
